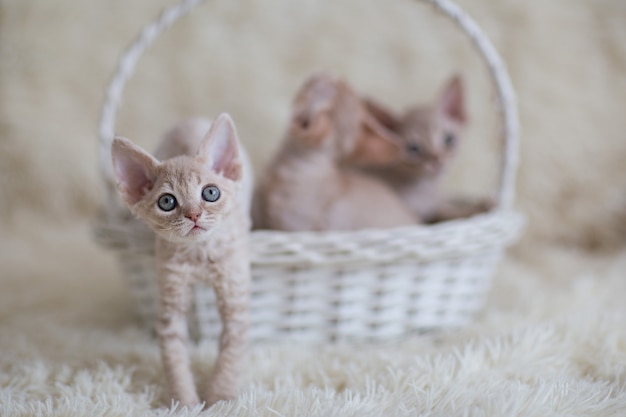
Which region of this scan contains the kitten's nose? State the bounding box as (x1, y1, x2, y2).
(429, 154, 443, 166)
(425, 155, 443, 173)
(185, 212, 201, 222)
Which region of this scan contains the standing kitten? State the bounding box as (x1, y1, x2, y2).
(252, 73, 417, 231)
(365, 76, 493, 223)
(111, 114, 251, 408)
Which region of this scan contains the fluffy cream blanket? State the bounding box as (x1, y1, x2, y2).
(1, 0, 625, 415)
(2, 222, 625, 416)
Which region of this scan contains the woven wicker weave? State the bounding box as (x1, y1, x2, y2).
(94, 0, 524, 342)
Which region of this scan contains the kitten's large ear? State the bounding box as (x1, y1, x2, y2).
(197, 113, 242, 181)
(289, 73, 339, 144)
(437, 75, 466, 125)
(362, 97, 400, 132)
(111, 136, 160, 205)
(347, 110, 404, 167)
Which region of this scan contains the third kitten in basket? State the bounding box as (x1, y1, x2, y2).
(365, 75, 494, 223)
(252, 73, 417, 231)
(111, 114, 252, 408)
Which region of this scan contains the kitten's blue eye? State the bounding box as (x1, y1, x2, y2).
(406, 143, 421, 155)
(202, 185, 220, 203)
(444, 133, 456, 148)
(157, 194, 177, 211)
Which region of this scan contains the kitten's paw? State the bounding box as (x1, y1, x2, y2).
(172, 392, 202, 410)
(476, 197, 496, 213)
(204, 389, 235, 408)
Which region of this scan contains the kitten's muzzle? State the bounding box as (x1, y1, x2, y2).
(185, 212, 202, 222)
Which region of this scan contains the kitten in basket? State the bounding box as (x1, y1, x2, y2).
(252, 73, 417, 231)
(111, 114, 252, 408)
(364, 75, 494, 223)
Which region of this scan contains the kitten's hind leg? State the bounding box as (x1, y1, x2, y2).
(157, 272, 200, 408)
(426, 196, 495, 223)
(205, 260, 250, 407)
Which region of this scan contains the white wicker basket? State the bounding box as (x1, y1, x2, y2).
(94, 0, 524, 342)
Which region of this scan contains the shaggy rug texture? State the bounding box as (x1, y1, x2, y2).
(1, 0, 626, 416)
(2, 223, 626, 416)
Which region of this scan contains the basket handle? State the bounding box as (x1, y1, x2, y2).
(99, 0, 520, 210)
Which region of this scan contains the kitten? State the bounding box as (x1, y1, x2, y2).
(364, 75, 493, 223)
(111, 114, 251, 408)
(252, 73, 417, 231)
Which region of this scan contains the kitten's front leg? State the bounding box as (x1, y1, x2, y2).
(157, 265, 200, 408)
(205, 253, 250, 406)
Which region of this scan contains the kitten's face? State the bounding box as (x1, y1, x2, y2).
(398, 107, 463, 176)
(132, 157, 239, 243)
(112, 114, 243, 244)
(398, 75, 466, 177)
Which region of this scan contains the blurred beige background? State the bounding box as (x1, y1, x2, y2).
(2, 0, 625, 250)
(2, 1, 626, 415)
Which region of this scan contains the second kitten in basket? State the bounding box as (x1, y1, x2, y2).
(365, 75, 494, 223)
(252, 73, 417, 231)
(111, 114, 251, 408)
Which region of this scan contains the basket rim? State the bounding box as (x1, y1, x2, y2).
(248, 209, 521, 240)
(97, 0, 521, 211)
(249, 210, 525, 266)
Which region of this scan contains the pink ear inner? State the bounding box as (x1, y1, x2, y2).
(212, 133, 241, 181)
(439, 76, 466, 125)
(111, 137, 158, 205)
(197, 114, 242, 181)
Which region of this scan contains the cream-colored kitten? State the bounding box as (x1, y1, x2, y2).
(252, 73, 417, 231)
(365, 76, 493, 223)
(111, 114, 251, 408)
